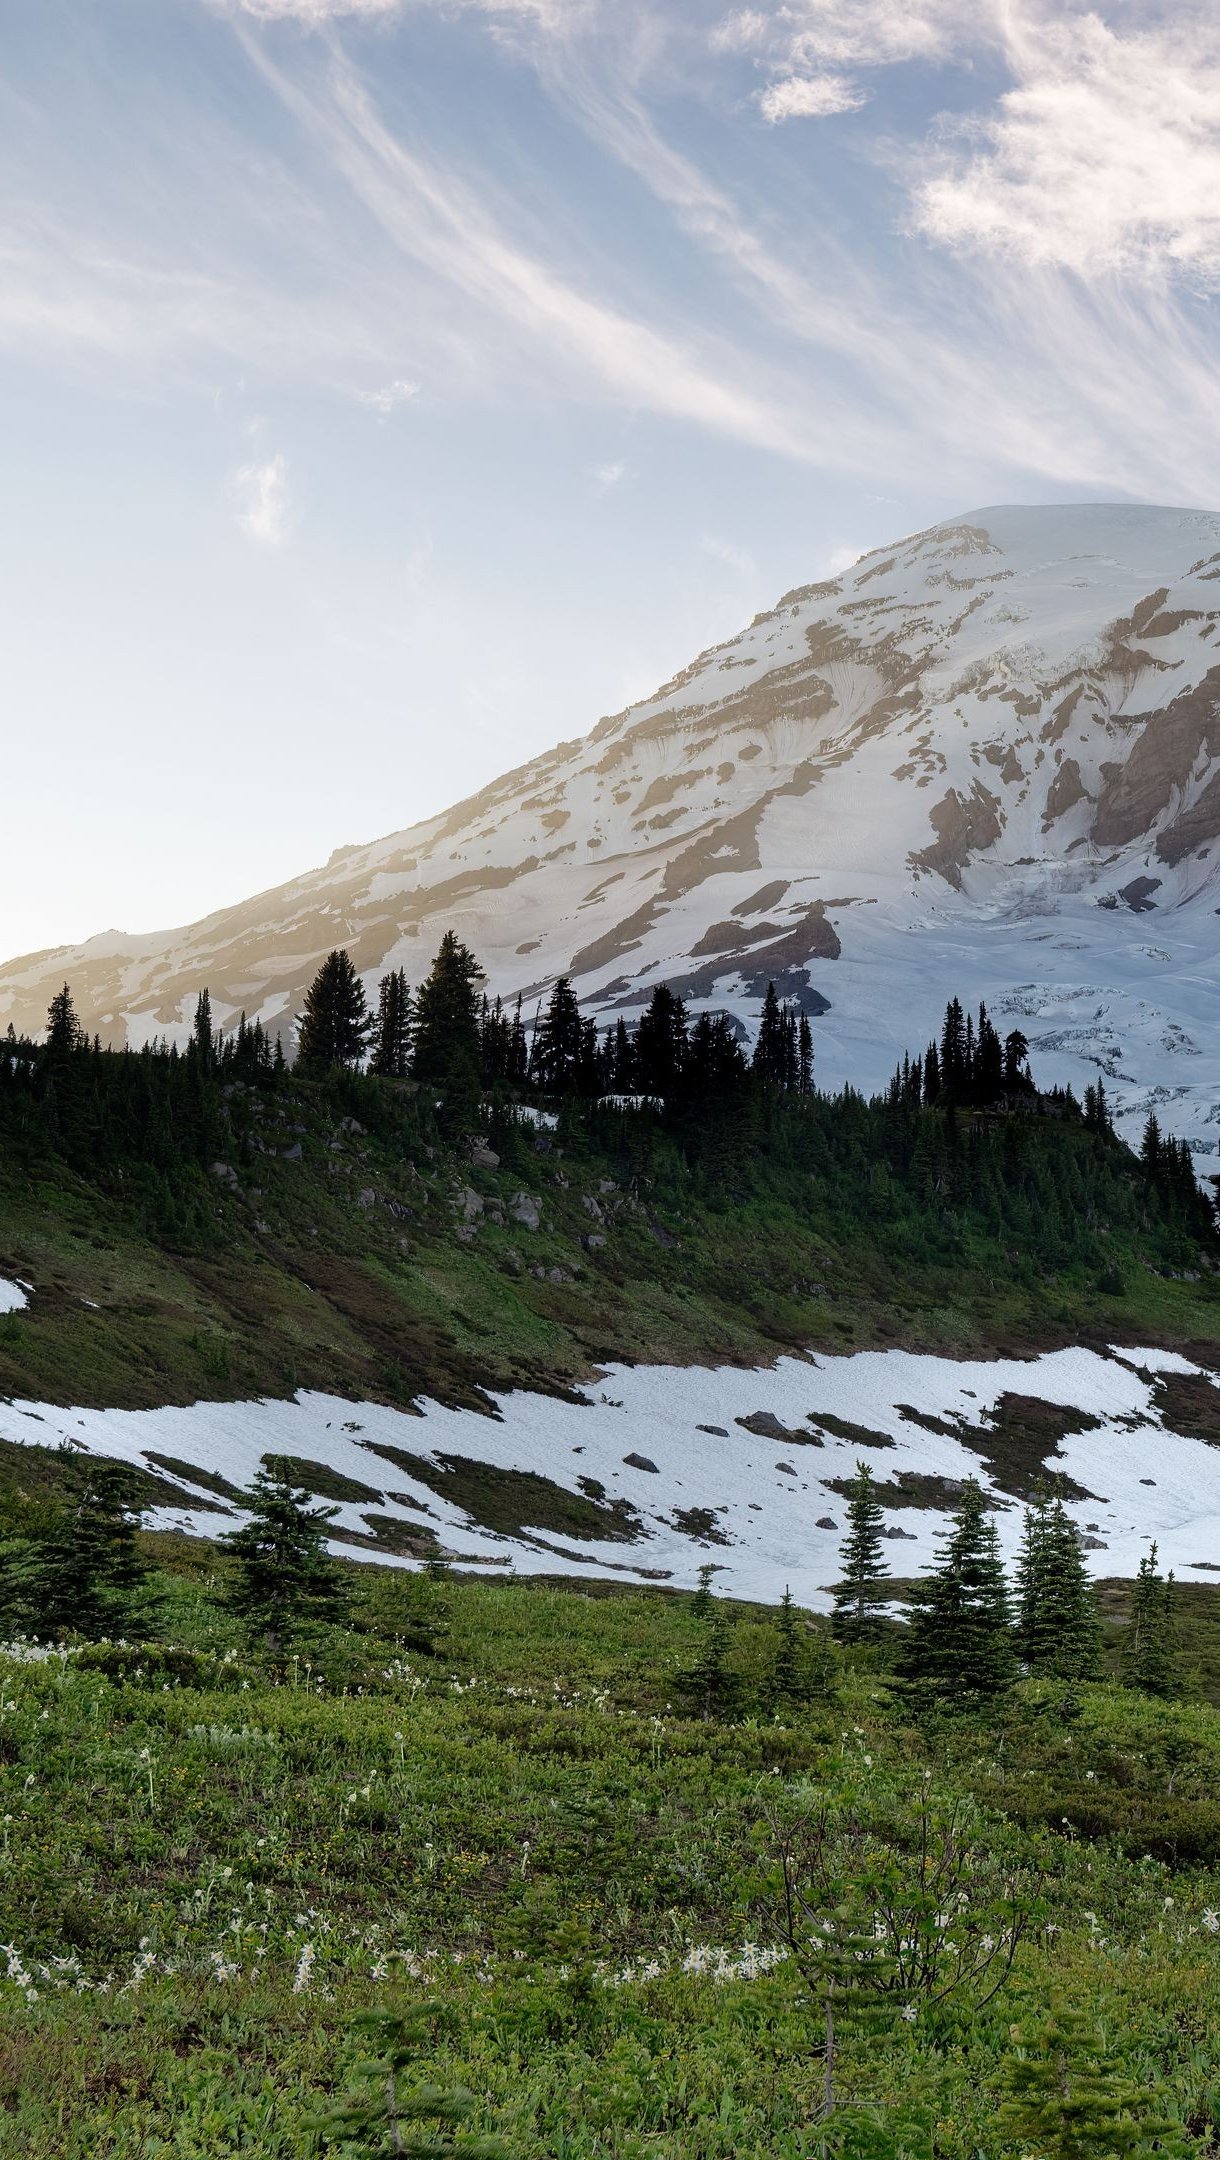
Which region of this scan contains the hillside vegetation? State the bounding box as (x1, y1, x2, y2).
(0, 968, 1217, 1417)
(2, 1549, 1220, 2157)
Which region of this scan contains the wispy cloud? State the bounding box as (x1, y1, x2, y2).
(591, 457, 626, 491)
(701, 532, 755, 575)
(233, 452, 292, 544)
(757, 73, 866, 122)
(915, 10, 1220, 284)
(359, 374, 420, 412)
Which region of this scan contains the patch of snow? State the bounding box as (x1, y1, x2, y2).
(3, 1342, 1219, 1606)
(0, 1279, 29, 1315)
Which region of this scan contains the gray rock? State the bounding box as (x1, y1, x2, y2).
(209, 1161, 239, 1184)
(582, 1233, 607, 1251)
(281, 1142, 303, 1162)
(459, 1186, 484, 1222)
(510, 1191, 541, 1230)
(776, 1462, 798, 1478)
(815, 1516, 838, 1530)
(697, 1425, 728, 1437)
(623, 1452, 659, 1474)
(356, 1188, 378, 1211)
(469, 1143, 500, 1169)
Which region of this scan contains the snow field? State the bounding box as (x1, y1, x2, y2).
(2, 1341, 1219, 1607)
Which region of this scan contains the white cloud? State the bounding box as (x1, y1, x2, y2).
(701, 532, 755, 575)
(228, 0, 400, 17)
(783, 0, 981, 70)
(233, 453, 291, 545)
(359, 375, 420, 412)
(914, 11, 1220, 285)
(710, 9, 769, 55)
(591, 458, 626, 491)
(758, 73, 866, 122)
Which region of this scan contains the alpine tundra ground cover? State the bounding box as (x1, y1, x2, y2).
(2, 1547, 1220, 2156)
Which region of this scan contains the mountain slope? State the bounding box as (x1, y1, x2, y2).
(6, 502, 1220, 1154)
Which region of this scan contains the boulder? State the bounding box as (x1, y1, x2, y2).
(623, 1452, 659, 1474)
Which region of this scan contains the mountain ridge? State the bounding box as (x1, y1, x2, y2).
(5, 501, 1220, 1157)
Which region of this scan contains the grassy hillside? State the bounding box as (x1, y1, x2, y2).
(3, 1548, 1220, 2156)
(1, 1052, 1218, 1419)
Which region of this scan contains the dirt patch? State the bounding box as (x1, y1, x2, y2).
(823, 1471, 1009, 1512)
(1153, 1373, 1220, 1445)
(357, 1448, 646, 1544)
(261, 1454, 385, 1505)
(806, 1411, 895, 1450)
(970, 1394, 1103, 1502)
(669, 1506, 731, 1545)
(143, 1452, 244, 1503)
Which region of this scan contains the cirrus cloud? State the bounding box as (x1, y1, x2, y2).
(233, 453, 292, 545)
(757, 72, 866, 122)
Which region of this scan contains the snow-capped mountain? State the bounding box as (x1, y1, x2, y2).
(5, 503, 1220, 1154)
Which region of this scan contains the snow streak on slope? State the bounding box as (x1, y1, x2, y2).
(0, 1280, 28, 1315)
(4, 504, 1220, 1153)
(5, 1343, 1220, 1606)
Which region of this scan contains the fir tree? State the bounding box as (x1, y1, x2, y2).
(412, 932, 484, 1130)
(633, 984, 688, 1098)
(220, 1460, 347, 1657)
(312, 2003, 505, 2159)
(998, 1999, 1188, 2159)
(798, 1012, 814, 1095)
(1123, 1543, 1180, 1699)
(297, 950, 372, 1070)
(192, 989, 215, 1073)
(1016, 1491, 1101, 1683)
(831, 1462, 891, 1644)
(530, 976, 584, 1095)
(899, 1481, 1016, 1706)
(752, 982, 787, 1086)
(31, 1455, 157, 1640)
(765, 1587, 838, 1711)
(369, 968, 412, 1078)
(677, 1586, 742, 1721)
(44, 984, 84, 1061)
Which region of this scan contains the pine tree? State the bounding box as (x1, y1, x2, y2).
(752, 982, 787, 1086)
(311, 2003, 505, 2159)
(31, 1456, 158, 1640)
(192, 989, 215, 1073)
(45, 984, 84, 1061)
(369, 969, 412, 1078)
(998, 1999, 1188, 2159)
(220, 1461, 347, 1657)
(634, 984, 688, 1098)
(412, 932, 484, 1130)
(677, 1588, 742, 1721)
(1016, 1491, 1101, 1683)
(831, 1462, 891, 1644)
(765, 1586, 838, 1710)
(1123, 1543, 1180, 1699)
(530, 976, 583, 1095)
(297, 950, 372, 1070)
(899, 1481, 1016, 1706)
(798, 1012, 814, 1095)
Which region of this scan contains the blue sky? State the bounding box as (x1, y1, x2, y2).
(4, 0, 1220, 954)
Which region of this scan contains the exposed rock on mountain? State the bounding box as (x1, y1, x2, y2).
(5, 503, 1220, 1154)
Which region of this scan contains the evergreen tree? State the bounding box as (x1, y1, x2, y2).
(831, 1463, 891, 1644)
(31, 1455, 157, 1640)
(45, 983, 84, 1061)
(1016, 1491, 1101, 1683)
(899, 1481, 1016, 1706)
(1123, 1543, 1180, 1699)
(998, 1999, 1188, 2159)
(530, 976, 584, 1095)
(220, 1461, 347, 1657)
(798, 1012, 814, 1095)
(312, 2003, 505, 2159)
(192, 989, 215, 1073)
(297, 950, 373, 1070)
(369, 968, 412, 1078)
(677, 1586, 742, 1721)
(412, 932, 484, 1130)
(752, 982, 787, 1086)
(634, 984, 688, 1098)
(765, 1586, 838, 1710)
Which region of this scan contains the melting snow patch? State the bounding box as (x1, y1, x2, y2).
(3, 1343, 1220, 1606)
(0, 1279, 29, 1315)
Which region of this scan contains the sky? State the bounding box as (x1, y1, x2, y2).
(4, 0, 1220, 957)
